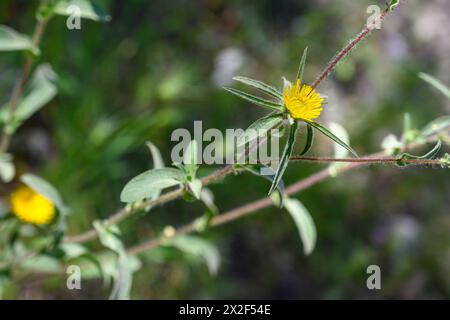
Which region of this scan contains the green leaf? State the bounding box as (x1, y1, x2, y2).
(328, 122, 350, 176)
(300, 123, 313, 155)
(420, 116, 450, 139)
(296, 47, 308, 83)
(232, 76, 282, 100)
(237, 113, 284, 147)
(387, 0, 399, 11)
(183, 140, 199, 179)
(53, 0, 111, 22)
(0, 65, 58, 132)
(146, 141, 164, 169)
(21, 255, 62, 273)
(167, 235, 220, 276)
(419, 73, 450, 100)
(397, 140, 442, 166)
(308, 121, 358, 157)
(94, 222, 140, 300)
(0, 25, 37, 54)
(21, 173, 68, 214)
(0, 153, 15, 183)
(223, 87, 284, 111)
(120, 168, 183, 203)
(269, 121, 298, 195)
(284, 198, 317, 255)
(193, 188, 219, 231)
(188, 179, 202, 200)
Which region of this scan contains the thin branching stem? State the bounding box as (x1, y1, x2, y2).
(127, 138, 439, 256)
(126, 139, 446, 256)
(0, 18, 49, 153)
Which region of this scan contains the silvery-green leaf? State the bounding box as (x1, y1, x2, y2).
(0, 65, 57, 131)
(419, 73, 450, 100)
(21, 173, 68, 214)
(93, 222, 140, 300)
(0, 25, 36, 53)
(194, 188, 219, 231)
(200, 188, 218, 215)
(53, 0, 111, 22)
(188, 179, 202, 200)
(0, 154, 15, 183)
(308, 121, 358, 157)
(60, 243, 88, 259)
(167, 235, 220, 276)
(420, 116, 450, 139)
(120, 168, 183, 203)
(284, 198, 317, 255)
(237, 113, 284, 147)
(300, 123, 313, 155)
(296, 47, 308, 83)
(21, 255, 62, 273)
(232, 76, 282, 100)
(183, 140, 199, 179)
(146, 141, 164, 169)
(397, 140, 442, 166)
(223, 87, 284, 111)
(269, 121, 298, 195)
(328, 122, 350, 176)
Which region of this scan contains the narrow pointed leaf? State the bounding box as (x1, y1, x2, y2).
(300, 124, 313, 155)
(223, 87, 284, 111)
(296, 47, 308, 83)
(0, 25, 37, 53)
(387, 0, 399, 11)
(237, 113, 284, 147)
(397, 140, 442, 166)
(419, 73, 450, 100)
(146, 142, 164, 169)
(233, 76, 282, 100)
(420, 116, 450, 138)
(308, 121, 358, 157)
(269, 121, 298, 195)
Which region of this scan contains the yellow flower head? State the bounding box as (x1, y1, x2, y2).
(283, 79, 324, 121)
(10, 186, 55, 225)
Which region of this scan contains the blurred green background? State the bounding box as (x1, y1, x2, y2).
(1, 0, 450, 299)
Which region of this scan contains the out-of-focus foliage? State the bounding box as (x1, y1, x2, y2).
(0, 0, 449, 299)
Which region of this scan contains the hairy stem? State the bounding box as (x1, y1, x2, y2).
(311, 4, 394, 89)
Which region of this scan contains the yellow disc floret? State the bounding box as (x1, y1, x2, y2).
(10, 186, 55, 225)
(283, 79, 324, 121)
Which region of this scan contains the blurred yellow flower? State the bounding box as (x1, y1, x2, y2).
(10, 186, 55, 225)
(283, 79, 324, 121)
